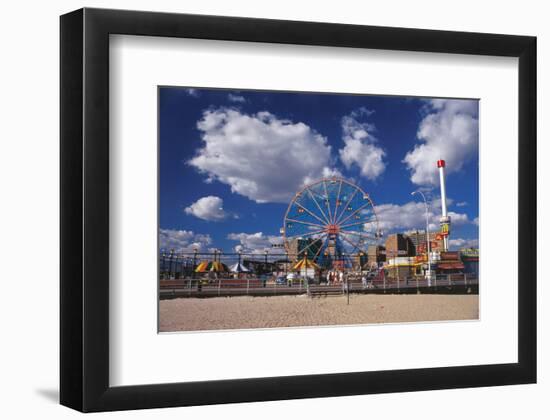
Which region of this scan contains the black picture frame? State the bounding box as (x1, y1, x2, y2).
(60, 7, 537, 412)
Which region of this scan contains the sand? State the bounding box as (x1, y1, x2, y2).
(159, 294, 479, 332)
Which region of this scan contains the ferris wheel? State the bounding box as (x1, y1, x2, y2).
(282, 177, 382, 268)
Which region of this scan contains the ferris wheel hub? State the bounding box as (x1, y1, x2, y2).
(326, 224, 340, 235)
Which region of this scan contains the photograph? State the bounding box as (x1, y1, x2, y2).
(158, 87, 480, 332)
(0, 0, 542, 416)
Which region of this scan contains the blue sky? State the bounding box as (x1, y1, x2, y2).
(159, 87, 479, 254)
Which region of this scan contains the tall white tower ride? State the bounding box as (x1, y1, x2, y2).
(437, 159, 451, 252)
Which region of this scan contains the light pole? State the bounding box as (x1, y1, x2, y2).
(411, 190, 432, 286)
(285, 251, 288, 277)
(237, 250, 243, 280)
(342, 252, 350, 304)
(192, 248, 198, 279)
(161, 251, 166, 279)
(179, 253, 185, 279)
(168, 249, 174, 279)
(264, 250, 269, 287)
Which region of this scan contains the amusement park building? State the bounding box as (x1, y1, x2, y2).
(366, 245, 386, 267)
(379, 231, 476, 280)
(384, 233, 415, 257)
(461, 248, 479, 276)
(406, 229, 445, 254)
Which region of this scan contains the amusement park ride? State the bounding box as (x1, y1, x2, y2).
(281, 177, 383, 269)
(281, 160, 453, 271)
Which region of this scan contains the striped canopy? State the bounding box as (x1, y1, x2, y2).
(195, 260, 229, 273)
(292, 256, 320, 271)
(229, 262, 250, 273)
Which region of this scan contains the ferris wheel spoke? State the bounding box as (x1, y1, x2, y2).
(284, 229, 326, 241)
(322, 181, 334, 223)
(340, 228, 376, 236)
(297, 233, 328, 257)
(339, 218, 377, 230)
(285, 218, 325, 229)
(305, 188, 331, 224)
(337, 237, 360, 256)
(294, 201, 329, 226)
(338, 202, 373, 227)
(338, 232, 363, 252)
(313, 234, 330, 260)
(340, 230, 377, 241)
(332, 180, 343, 224)
(334, 187, 359, 225)
(340, 231, 373, 249)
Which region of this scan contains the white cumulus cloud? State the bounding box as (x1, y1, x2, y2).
(338, 109, 386, 180)
(159, 229, 212, 252)
(375, 200, 471, 233)
(184, 196, 227, 221)
(447, 211, 470, 225)
(403, 99, 479, 185)
(303, 166, 344, 185)
(189, 108, 335, 203)
(449, 238, 479, 249)
(227, 232, 283, 253)
(228, 93, 246, 103)
(184, 88, 200, 97)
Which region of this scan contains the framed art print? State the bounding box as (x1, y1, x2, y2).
(60, 8, 536, 412)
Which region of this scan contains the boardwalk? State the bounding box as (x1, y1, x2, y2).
(159, 277, 478, 299)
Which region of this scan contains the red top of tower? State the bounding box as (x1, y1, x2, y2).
(437, 159, 446, 168)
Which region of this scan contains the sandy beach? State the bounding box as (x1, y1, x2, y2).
(159, 294, 479, 332)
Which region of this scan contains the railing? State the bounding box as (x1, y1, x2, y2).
(157, 250, 369, 280)
(159, 273, 479, 299)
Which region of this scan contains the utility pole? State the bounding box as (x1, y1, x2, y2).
(412, 190, 432, 287)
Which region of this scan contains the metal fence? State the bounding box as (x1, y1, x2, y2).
(159, 250, 477, 278)
(158, 250, 479, 299)
(159, 250, 355, 280)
